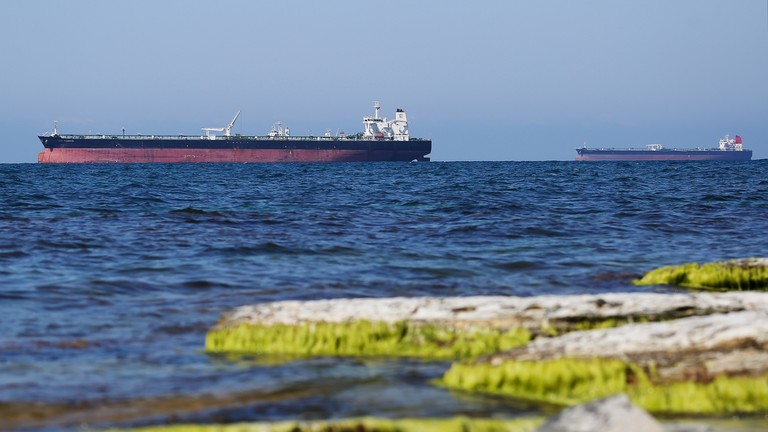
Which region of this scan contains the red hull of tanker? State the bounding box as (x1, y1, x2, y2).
(37, 148, 428, 163)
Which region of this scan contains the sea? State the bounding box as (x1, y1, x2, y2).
(1, 160, 767, 431)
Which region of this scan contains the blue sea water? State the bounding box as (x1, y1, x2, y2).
(1, 161, 767, 431)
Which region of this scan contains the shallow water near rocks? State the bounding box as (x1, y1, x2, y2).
(1, 161, 767, 431)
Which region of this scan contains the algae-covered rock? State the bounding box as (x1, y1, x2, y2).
(205, 294, 768, 415)
(634, 258, 768, 291)
(209, 293, 768, 343)
(206, 293, 768, 360)
(441, 358, 630, 407)
(485, 310, 768, 379)
(441, 311, 768, 414)
(441, 357, 768, 415)
(108, 416, 544, 432)
(485, 310, 768, 384)
(206, 320, 531, 359)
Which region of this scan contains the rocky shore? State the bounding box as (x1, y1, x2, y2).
(125, 260, 768, 431)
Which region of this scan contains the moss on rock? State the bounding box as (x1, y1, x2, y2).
(108, 416, 544, 432)
(440, 358, 768, 414)
(206, 320, 531, 360)
(440, 358, 629, 406)
(634, 258, 768, 291)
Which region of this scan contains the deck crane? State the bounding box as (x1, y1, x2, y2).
(202, 111, 241, 139)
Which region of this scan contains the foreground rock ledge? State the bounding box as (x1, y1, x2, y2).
(443, 310, 768, 414)
(208, 292, 768, 414)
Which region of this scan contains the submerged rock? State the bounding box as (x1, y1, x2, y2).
(635, 258, 768, 291)
(535, 394, 663, 432)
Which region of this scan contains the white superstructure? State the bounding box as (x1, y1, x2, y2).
(363, 101, 410, 141)
(719, 134, 744, 151)
(267, 121, 290, 138)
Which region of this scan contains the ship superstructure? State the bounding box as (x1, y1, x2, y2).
(362, 101, 409, 141)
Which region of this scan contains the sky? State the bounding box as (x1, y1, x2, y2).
(2, 0, 767, 162)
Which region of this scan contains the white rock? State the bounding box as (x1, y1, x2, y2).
(214, 292, 768, 330)
(536, 393, 663, 432)
(495, 310, 768, 361)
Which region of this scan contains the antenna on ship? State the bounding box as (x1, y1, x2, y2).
(373, 101, 381, 119)
(52, 120, 58, 136)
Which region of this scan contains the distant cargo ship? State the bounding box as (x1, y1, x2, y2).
(38, 102, 431, 163)
(575, 135, 752, 161)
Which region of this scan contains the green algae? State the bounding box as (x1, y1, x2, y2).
(634, 259, 768, 291)
(108, 416, 544, 432)
(440, 358, 629, 406)
(206, 321, 531, 360)
(440, 358, 768, 414)
(631, 375, 768, 414)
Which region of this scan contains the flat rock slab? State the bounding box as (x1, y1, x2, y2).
(214, 292, 768, 333)
(487, 310, 768, 381)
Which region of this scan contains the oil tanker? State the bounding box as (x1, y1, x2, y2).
(575, 135, 752, 161)
(38, 102, 431, 163)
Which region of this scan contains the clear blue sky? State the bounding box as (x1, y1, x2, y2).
(3, 0, 767, 162)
